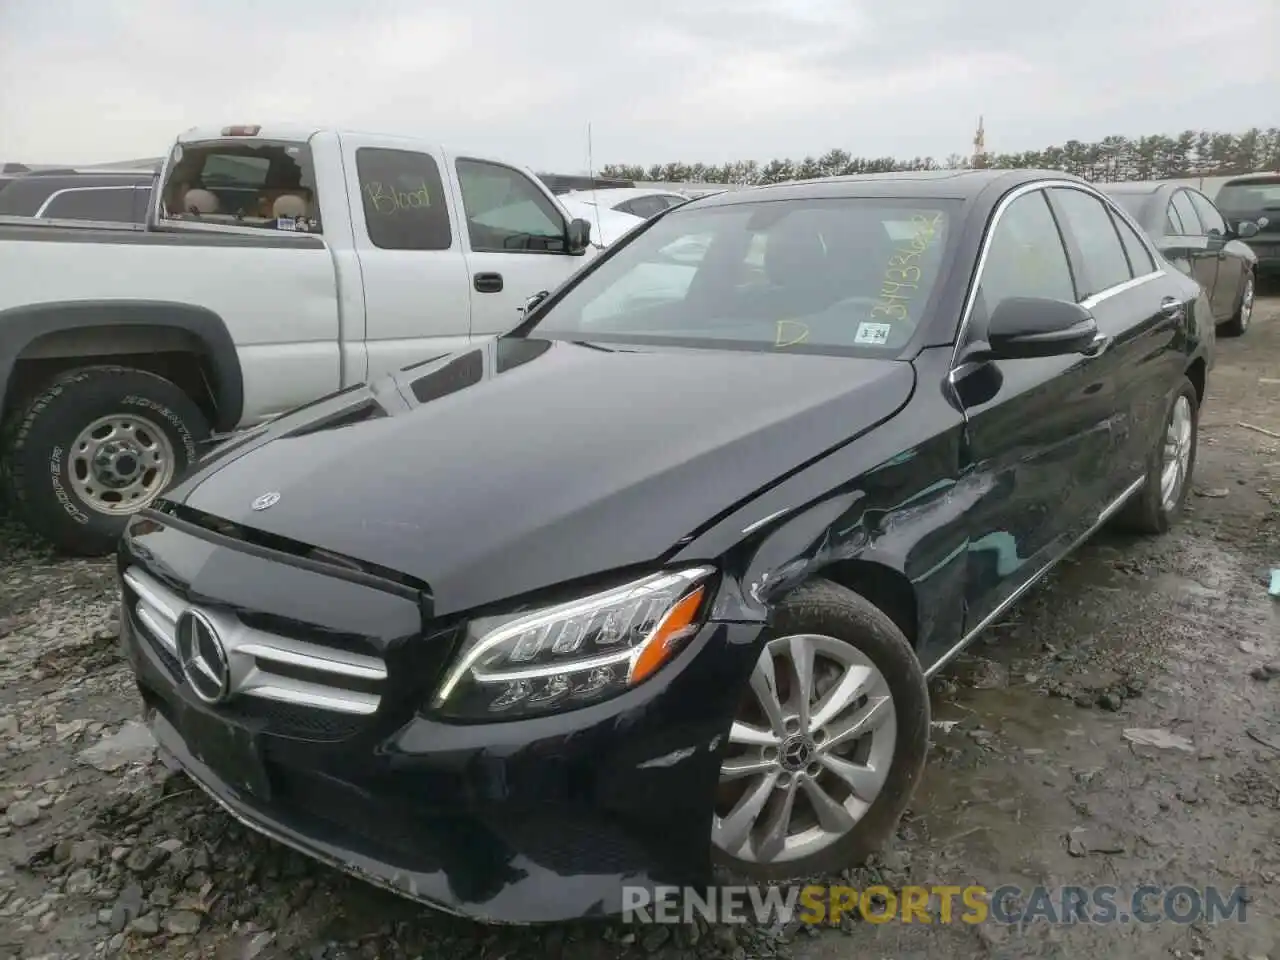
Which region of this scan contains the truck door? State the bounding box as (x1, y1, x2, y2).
(338, 134, 473, 381)
(444, 155, 592, 338)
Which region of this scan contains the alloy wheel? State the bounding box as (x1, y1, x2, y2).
(712, 634, 897, 864)
(1160, 394, 1193, 512)
(1240, 274, 1254, 331)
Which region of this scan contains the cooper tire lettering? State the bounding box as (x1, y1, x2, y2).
(2, 365, 211, 556)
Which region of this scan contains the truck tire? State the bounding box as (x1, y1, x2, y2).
(2, 366, 210, 556)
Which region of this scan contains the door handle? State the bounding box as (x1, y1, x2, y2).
(1158, 297, 1184, 319)
(473, 272, 504, 293)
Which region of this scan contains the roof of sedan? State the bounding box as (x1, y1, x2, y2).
(691, 168, 1090, 206)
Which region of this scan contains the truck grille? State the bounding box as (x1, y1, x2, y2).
(123, 566, 387, 737)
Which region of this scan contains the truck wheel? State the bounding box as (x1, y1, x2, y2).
(2, 366, 210, 556)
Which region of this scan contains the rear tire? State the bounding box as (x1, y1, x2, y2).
(1114, 376, 1198, 535)
(1, 366, 210, 556)
(710, 578, 928, 881)
(1219, 269, 1254, 338)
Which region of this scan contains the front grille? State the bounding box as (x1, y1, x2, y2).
(123, 566, 388, 737)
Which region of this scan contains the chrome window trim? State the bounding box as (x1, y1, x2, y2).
(949, 179, 1165, 370)
(34, 184, 146, 218)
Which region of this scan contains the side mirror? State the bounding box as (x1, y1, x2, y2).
(987, 297, 1099, 359)
(566, 218, 592, 255)
(1258, 216, 1270, 229)
(1234, 220, 1261, 239)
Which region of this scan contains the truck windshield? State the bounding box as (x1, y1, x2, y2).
(159, 139, 322, 234)
(529, 197, 959, 355)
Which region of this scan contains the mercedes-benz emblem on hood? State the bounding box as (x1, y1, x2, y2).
(176, 610, 231, 704)
(251, 491, 281, 511)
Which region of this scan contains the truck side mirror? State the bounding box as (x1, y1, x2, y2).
(566, 218, 592, 255)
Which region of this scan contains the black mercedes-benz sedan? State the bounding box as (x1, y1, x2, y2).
(1103, 180, 1258, 337)
(118, 169, 1213, 923)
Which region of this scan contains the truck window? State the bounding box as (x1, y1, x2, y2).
(355, 148, 452, 251)
(456, 159, 567, 253)
(159, 140, 322, 233)
(41, 186, 139, 222)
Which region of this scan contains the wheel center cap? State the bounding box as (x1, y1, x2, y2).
(780, 735, 815, 771)
(94, 441, 143, 486)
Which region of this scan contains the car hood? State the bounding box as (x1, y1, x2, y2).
(163, 338, 914, 615)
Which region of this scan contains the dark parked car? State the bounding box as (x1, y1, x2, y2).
(1213, 172, 1280, 278)
(0, 170, 153, 222)
(1104, 181, 1258, 336)
(118, 169, 1212, 922)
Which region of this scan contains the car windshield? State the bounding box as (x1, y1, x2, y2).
(1217, 177, 1280, 215)
(529, 197, 959, 355)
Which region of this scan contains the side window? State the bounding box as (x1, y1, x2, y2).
(356, 148, 452, 251)
(1188, 191, 1227, 236)
(131, 186, 152, 224)
(623, 196, 669, 219)
(1165, 201, 1186, 235)
(1108, 206, 1156, 276)
(977, 190, 1076, 315)
(1049, 188, 1133, 296)
(455, 159, 567, 253)
(1170, 191, 1203, 236)
(43, 187, 136, 222)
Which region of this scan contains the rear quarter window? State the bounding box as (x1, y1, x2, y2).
(356, 147, 452, 251)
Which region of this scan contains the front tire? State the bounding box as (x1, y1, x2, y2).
(710, 579, 929, 881)
(1114, 376, 1198, 535)
(2, 366, 210, 556)
(1219, 269, 1254, 338)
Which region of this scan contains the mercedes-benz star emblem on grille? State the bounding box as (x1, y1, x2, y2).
(251, 491, 281, 511)
(176, 611, 231, 704)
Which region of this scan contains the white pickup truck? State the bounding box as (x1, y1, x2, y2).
(0, 123, 602, 555)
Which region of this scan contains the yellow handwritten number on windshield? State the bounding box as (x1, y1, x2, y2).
(775, 320, 810, 347)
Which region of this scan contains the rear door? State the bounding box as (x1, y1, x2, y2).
(1165, 189, 1220, 304)
(1047, 185, 1182, 500)
(446, 156, 591, 338)
(1188, 190, 1241, 319)
(339, 136, 473, 380)
(950, 187, 1112, 630)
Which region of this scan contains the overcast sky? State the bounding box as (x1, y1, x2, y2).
(2, 0, 1277, 171)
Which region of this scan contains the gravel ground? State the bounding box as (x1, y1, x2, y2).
(2, 296, 1279, 960)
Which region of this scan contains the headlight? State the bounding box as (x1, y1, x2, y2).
(432, 566, 715, 720)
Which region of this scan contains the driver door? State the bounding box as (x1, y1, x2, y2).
(445, 156, 590, 338)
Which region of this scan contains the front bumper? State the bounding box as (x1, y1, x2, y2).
(119, 528, 763, 923)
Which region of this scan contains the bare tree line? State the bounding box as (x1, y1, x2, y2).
(599, 127, 1280, 185)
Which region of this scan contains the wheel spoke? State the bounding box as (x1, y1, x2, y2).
(713, 771, 778, 855)
(788, 636, 815, 731)
(800, 776, 855, 835)
(720, 754, 775, 781)
(819, 693, 892, 752)
(749, 649, 787, 737)
(820, 752, 884, 802)
(755, 776, 799, 862)
(809, 663, 873, 735)
(729, 721, 779, 748)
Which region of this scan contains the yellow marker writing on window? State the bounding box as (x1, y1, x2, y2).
(775, 320, 810, 347)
